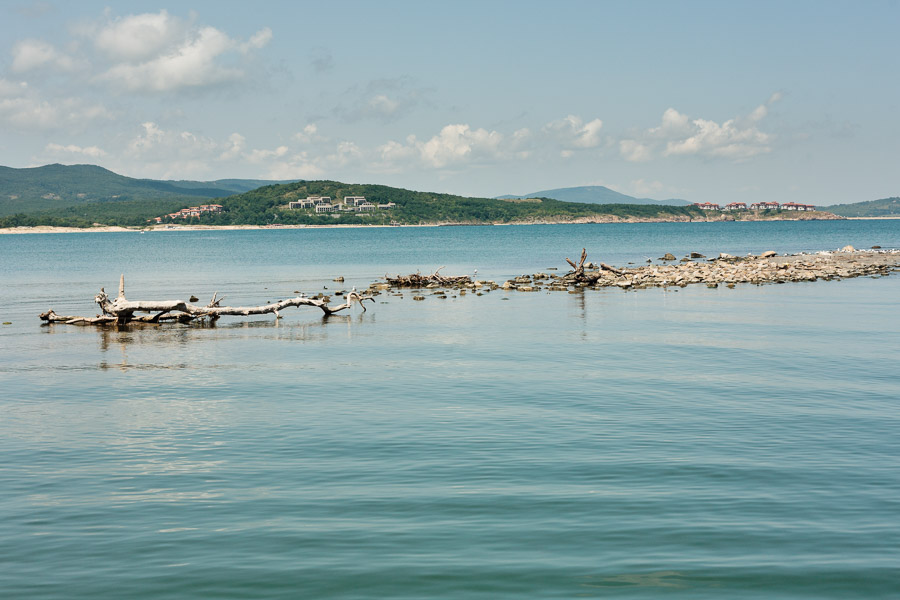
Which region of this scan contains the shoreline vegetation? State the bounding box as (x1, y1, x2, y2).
(38, 248, 900, 326)
(3, 211, 884, 235)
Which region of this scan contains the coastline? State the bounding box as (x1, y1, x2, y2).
(0, 212, 866, 235)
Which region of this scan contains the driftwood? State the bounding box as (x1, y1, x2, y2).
(385, 266, 472, 288)
(39, 275, 374, 326)
(564, 248, 623, 284)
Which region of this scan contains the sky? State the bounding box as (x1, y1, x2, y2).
(0, 0, 897, 204)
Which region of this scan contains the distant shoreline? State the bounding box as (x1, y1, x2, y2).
(2, 213, 892, 235)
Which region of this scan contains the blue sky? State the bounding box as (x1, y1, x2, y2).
(0, 0, 897, 204)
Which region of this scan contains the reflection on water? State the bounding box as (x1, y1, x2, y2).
(86, 312, 370, 370)
(582, 570, 689, 589)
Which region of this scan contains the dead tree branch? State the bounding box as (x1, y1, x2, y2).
(39, 274, 374, 326)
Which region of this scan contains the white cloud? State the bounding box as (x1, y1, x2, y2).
(87, 10, 272, 92)
(368, 94, 400, 118)
(263, 140, 362, 180)
(371, 124, 506, 172)
(265, 154, 325, 180)
(219, 133, 246, 160)
(241, 27, 273, 53)
(650, 107, 692, 136)
(99, 26, 242, 92)
(293, 124, 326, 144)
(543, 115, 604, 149)
(663, 117, 771, 158)
(45, 142, 106, 158)
(619, 139, 652, 162)
(0, 95, 111, 130)
(420, 124, 504, 168)
(374, 138, 419, 173)
(93, 10, 186, 62)
(619, 96, 780, 162)
(11, 39, 79, 72)
(246, 145, 289, 164)
(7, 10, 272, 94)
(127, 121, 218, 160)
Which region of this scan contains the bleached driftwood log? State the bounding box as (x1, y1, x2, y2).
(39, 274, 374, 326)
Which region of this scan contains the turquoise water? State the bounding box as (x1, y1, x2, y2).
(1, 221, 899, 599)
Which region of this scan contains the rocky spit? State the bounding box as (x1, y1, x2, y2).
(367, 247, 900, 298)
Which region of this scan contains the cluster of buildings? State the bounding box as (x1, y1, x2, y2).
(149, 204, 224, 224)
(694, 201, 816, 212)
(288, 196, 396, 214)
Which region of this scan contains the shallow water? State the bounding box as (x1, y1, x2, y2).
(1, 221, 899, 599)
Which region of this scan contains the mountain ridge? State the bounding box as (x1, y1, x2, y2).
(497, 185, 692, 206)
(0, 163, 298, 216)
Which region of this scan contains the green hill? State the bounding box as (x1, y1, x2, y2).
(825, 197, 900, 218)
(1, 177, 712, 228)
(163, 180, 705, 227)
(0, 164, 296, 216)
(497, 185, 691, 206)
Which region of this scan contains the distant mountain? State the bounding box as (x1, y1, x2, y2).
(0, 164, 298, 216)
(824, 197, 900, 218)
(497, 185, 692, 206)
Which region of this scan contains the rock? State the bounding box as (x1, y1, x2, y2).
(189, 295, 199, 302)
(706, 283, 718, 288)
(518, 286, 535, 292)
(680, 257, 692, 262)
(840, 245, 856, 252)
(413, 296, 425, 301)
(373, 283, 390, 290)
(761, 250, 777, 258)
(333, 276, 344, 282)
(690, 252, 705, 258)
(872, 245, 882, 249)
(660, 253, 676, 261)
(719, 253, 734, 259)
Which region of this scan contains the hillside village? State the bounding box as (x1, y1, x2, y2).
(149, 203, 224, 224)
(694, 201, 817, 211)
(148, 196, 397, 224)
(287, 195, 396, 213)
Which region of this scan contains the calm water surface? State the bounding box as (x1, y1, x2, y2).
(1, 221, 899, 599)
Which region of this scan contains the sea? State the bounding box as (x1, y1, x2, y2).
(1, 220, 899, 599)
